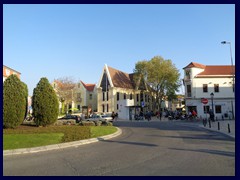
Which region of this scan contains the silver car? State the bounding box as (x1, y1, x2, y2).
(86, 114, 113, 122)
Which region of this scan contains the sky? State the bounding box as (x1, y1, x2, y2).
(3, 4, 235, 96)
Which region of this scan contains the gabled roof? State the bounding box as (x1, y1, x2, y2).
(196, 65, 235, 77)
(107, 66, 135, 89)
(81, 81, 95, 92)
(183, 62, 206, 69)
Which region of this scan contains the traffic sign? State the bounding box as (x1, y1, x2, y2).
(201, 98, 208, 104)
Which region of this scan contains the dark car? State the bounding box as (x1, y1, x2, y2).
(58, 115, 81, 123)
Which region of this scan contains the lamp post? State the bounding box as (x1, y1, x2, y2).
(221, 41, 235, 119)
(210, 92, 214, 121)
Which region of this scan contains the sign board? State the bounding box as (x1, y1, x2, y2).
(141, 101, 145, 107)
(201, 98, 208, 104)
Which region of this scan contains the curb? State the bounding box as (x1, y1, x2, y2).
(3, 127, 122, 156)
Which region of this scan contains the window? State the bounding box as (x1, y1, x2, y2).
(130, 93, 133, 100)
(124, 93, 126, 99)
(203, 106, 210, 114)
(107, 104, 109, 112)
(77, 105, 81, 110)
(89, 94, 92, 100)
(214, 84, 219, 92)
(185, 70, 191, 79)
(187, 85, 191, 97)
(203, 84, 208, 93)
(215, 105, 222, 113)
(117, 92, 120, 101)
(102, 92, 105, 101)
(107, 92, 109, 101)
(102, 104, 105, 112)
(117, 104, 119, 110)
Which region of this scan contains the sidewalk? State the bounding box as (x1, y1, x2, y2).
(200, 120, 235, 139)
(115, 117, 235, 139)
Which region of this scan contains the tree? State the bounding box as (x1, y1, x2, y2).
(3, 74, 27, 128)
(53, 77, 76, 114)
(134, 56, 181, 113)
(32, 77, 59, 127)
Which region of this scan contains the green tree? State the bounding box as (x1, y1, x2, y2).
(32, 77, 59, 127)
(134, 56, 181, 112)
(3, 75, 27, 128)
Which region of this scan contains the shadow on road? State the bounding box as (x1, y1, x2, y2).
(97, 138, 158, 147)
(169, 147, 235, 157)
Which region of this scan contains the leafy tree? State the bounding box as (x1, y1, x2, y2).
(134, 56, 181, 112)
(53, 77, 76, 114)
(32, 77, 59, 127)
(3, 75, 27, 128)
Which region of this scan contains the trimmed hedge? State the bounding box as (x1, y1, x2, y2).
(32, 77, 59, 127)
(3, 75, 28, 129)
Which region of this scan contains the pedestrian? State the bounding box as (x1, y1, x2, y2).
(115, 113, 118, 121)
(111, 111, 115, 121)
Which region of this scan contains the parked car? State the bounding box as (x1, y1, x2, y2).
(86, 114, 113, 122)
(58, 115, 81, 123)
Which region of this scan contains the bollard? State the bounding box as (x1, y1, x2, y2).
(218, 122, 220, 130)
(228, 123, 231, 133)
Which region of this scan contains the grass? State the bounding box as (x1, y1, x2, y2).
(3, 125, 118, 150)
(90, 126, 117, 138)
(3, 133, 64, 150)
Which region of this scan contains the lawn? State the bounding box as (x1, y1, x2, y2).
(3, 125, 117, 150)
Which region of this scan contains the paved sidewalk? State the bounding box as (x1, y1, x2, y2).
(3, 127, 122, 156)
(200, 120, 235, 139)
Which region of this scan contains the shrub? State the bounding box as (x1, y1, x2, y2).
(61, 126, 91, 142)
(80, 121, 96, 126)
(101, 121, 113, 126)
(32, 77, 59, 127)
(3, 75, 27, 128)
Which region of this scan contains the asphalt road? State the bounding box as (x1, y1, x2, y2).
(3, 121, 235, 176)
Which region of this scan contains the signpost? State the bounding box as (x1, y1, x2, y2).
(201, 98, 208, 104)
(201, 98, 208, 125)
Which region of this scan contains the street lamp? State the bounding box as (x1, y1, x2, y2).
(221, 41, 235, 119)
(210, 92, 214, 121)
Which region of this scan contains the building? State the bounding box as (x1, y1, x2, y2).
(3, 65, 21, 82)
(52, 80, 97, 115)
(97, 64, 156, 120)
(183, 62, 235, 120)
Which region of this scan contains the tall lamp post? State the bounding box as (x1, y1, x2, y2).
(210, 92, 214, 121)
(221, 41, 235, 119)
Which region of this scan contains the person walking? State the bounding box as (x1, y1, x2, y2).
(111, 111, 115, 121)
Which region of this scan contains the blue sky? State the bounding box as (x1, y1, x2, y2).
(3, 4, 235, 95)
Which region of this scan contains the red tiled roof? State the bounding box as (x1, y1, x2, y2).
(196, 65, 235, 77)
(108, 66, 135, 89)
(81, 81, 95, 91)
(183, 62, 206, 69)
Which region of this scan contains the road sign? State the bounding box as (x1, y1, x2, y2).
(201, 98, 208, 104)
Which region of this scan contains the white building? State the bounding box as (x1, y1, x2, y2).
(183, 62, 235, 120)
(97, 64, 155, 120)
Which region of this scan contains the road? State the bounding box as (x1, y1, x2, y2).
(3, 121, 235, 176)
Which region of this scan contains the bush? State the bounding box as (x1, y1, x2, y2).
(101, 121, 113, 126)
(3, 75, 27, 129)
(60, 126, 91, 142)
(32, 77, 59, 127)
(80, 121, 96, 126)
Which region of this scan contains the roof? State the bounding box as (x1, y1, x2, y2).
(81, 81, 95, 91)
(196, 65, 235, 77)
(107, 66, 135, 89)
(183, 62, 206, 69)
